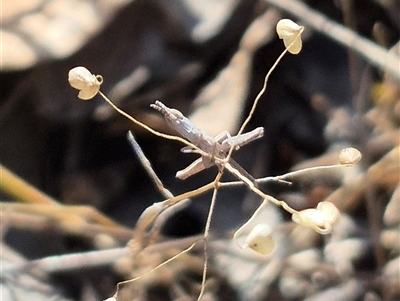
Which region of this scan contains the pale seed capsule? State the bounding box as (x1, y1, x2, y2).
(292, 208, 328, 233)
(276, 19, 303, 54)
(68, 66, 103, 100)
(317, 201, 340, 225)
(339, 147, 362, 165)
(243, 223, 274, 255)
(291, 201, 340, 234)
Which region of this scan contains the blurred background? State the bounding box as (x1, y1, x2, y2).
(1, 0, 399, 300)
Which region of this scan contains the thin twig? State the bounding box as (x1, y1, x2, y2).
(197, 181, 220, 300)
(0, 204, 134, 240)
(1, 203, 122, 228)
(133, 182, 215, 244)
(99, 91, 201, 152)
(6, 247, 131, 274)
(264, 0, 400, 80)
(222, 27, 303, 175)
(215, 162, 354, 187)
(116, 241, 198, 295)
(0, 164, 59, 205)
(4, 236, 203, 275)
(259, 163, 354, 182)
(148, 198, 191, 244)
(0, 165, 126, 229)
(127, 131, 174, 199)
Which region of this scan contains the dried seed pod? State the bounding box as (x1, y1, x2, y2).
(291, 202, 340, 234)
(339, 147, 362, 165)
(317, 201, 340, 224)
(292, 208, 330, 233)
(68, 66, 103, 100)
(276, 19, 304, 54)
(243, 223, 274, 255)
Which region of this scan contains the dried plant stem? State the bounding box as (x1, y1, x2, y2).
(2, 203, 121, 228)
(116, 241, 198, 294)
(0, 164, 59, 205)
(161, 182, 215, 207)
(223, 27, 303, 167)
(99, 91, 201, 153)
(147, 199, 191, 245)
(264, 0, 400, 80)
(5, 247, 131, 274)
(234, 42, 292, 143)
(223, 162, 282, 208)
(4, 236, 202, 275)
(215, 163, 354, 187)
(164, 47, 282, 257)
(0, 209, 133, 240)
(197, 181, 220, 300)
(133, 182, 216, 243)
(127, 131, 174, 199)
(260, 163, 354, 182)
(0, 165, 124, 229)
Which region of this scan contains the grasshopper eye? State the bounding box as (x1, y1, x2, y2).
(170, 109, 184, 119)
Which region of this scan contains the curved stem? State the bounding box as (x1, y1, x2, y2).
(99, 91, 201, 153)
